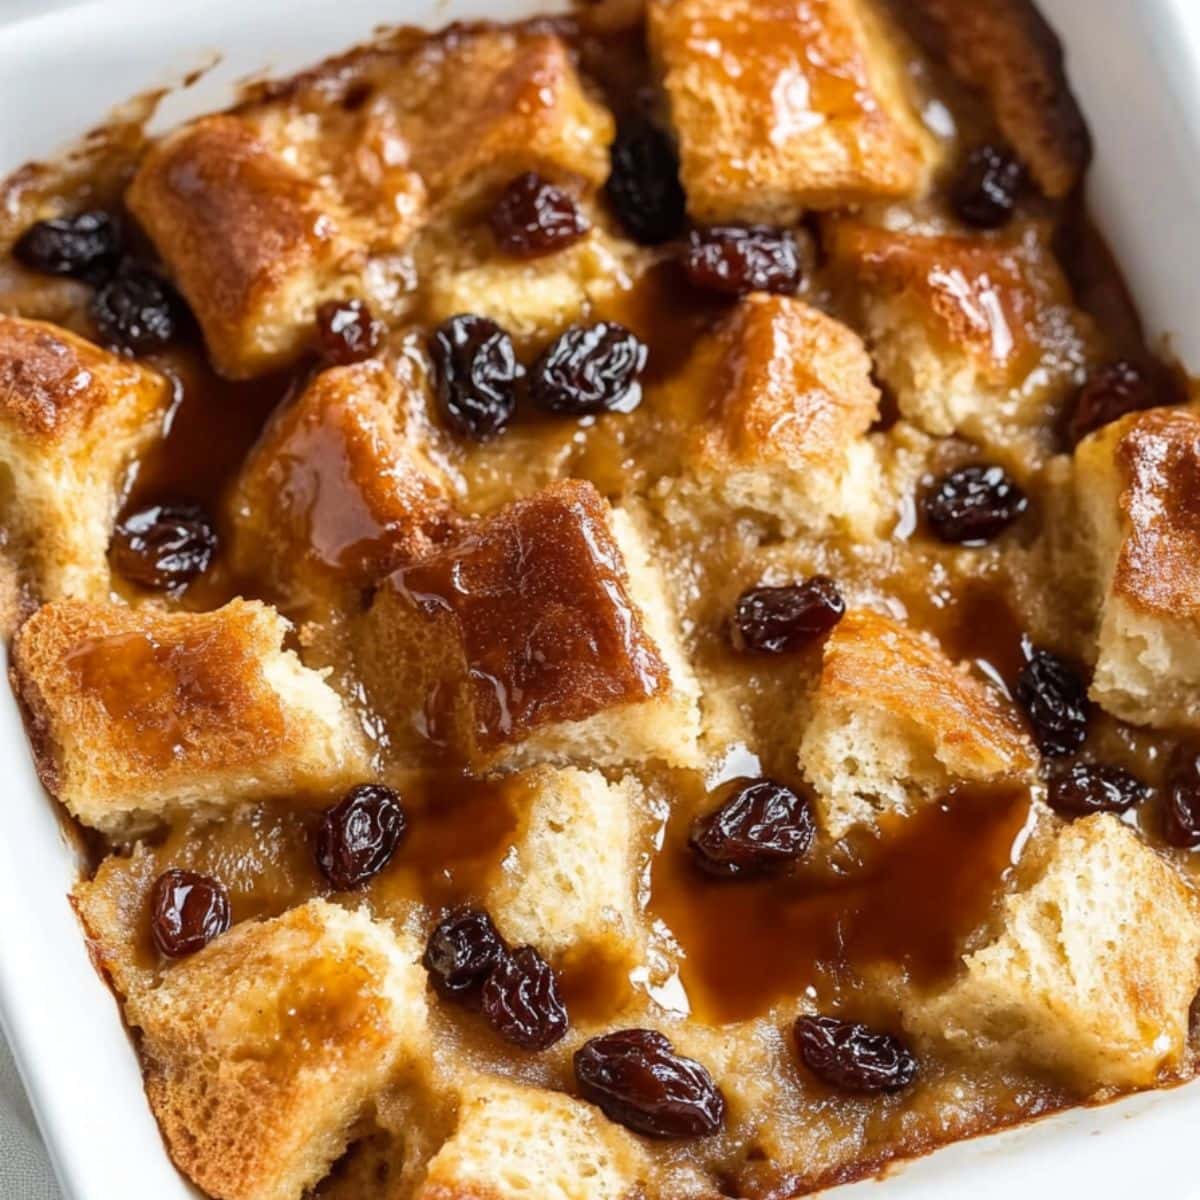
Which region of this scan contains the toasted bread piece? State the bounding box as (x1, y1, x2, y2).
(125, 900, 427, 1200)
(357, 480, 700, 770)
(416, 1075, 649, 1200)
(799, 610, 1034, 838)
(825, 219, 1095, 444)
(661, 295, 882, 537)
(1074, 407, 1200, 728)
(913, 815, 1200, 1091)
(0, 315, 171, 600)
(485, 767, 645, 973)
(229, 355, 458, 613)
(648, 0, 936, 221)
(900, 0, 1090, 198)
(12, 598, 367, 836)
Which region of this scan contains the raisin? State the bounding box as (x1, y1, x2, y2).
(1047, 761, 1148, 816)
(682, 226, 803, 296)
(574, 1029, 726, 1139)
(13, 210, 121, 282)
(424, 907, 508, 1005)
(1066, 360, 1157, 446)
(1016, 649, 1090, 758)
(794, 1016, 918, 1094)
(90, 265, 180, 353)
(952, 145, 1026, 230)
(316, 298, 383, 365)
(430, 314, 523, 441)
(150, 869, 231, 959)
(605, 118, 686, 245)
(1164, 749, 1200, 849)
(480, 945, 568, 1050)
(530, 322, 648, 417)
(689, 779, 815, 879)
(731, 577, 845, 654)
(109, 501, 219, 591)
(489, 172, 591, 258)
(921, 465, 1028, 545)
(316, 784, 407, 892)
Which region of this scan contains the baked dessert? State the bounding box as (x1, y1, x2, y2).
(1, 3, 1198, 1198)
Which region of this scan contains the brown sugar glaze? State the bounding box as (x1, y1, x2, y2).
(2, 4, 1198, 1199)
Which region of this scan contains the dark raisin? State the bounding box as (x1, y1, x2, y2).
(689, 779, 815, 879)
(430, 314, 523, 441)
(731, 577, 845, 654)
(424, 907, 508, 1005)
(13, 210, 121, 282)
(1066, 360, 1157, 446)
(605, 118, 686, 245)
(1047, 761, 1148, 816)
(480, 945, 568, 1050)
(794, 1016, 918, 1094)
(109, 501, 219, 591)
(489, 172, 591, 258)
(316, 298, 383, 364)
(921, 465, 1028, 545)
(150, 869, 231, 959)
(316, 784, 407, 891)
(530, 322, 648, 417)
(1164, 749, 1200, 849)
(90, 265, 180, 353)
(952, 145, 1026, 230)
(682, 226, 803, 296)
(574, 1029, 726, 1139)
(1016, 649, 1090, 758)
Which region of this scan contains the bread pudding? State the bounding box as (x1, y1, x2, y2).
(1, 2, 1198, 1198)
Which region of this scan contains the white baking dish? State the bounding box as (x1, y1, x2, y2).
(0, 1, 1198, 1197)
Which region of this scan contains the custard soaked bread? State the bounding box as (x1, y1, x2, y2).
(4, 2, 1200, 1199)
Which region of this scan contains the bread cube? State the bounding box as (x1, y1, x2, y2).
(1075, 407, 1200, 728)
(0, 315, 171, 600)
(416, 1075, 649, 1200)
(357, 480, 701, 770)
(648, 0, 936, 221)
(125, 900, 428, 1200)
(12, 598, 367, 836)
(229, 355, 458, 613)
(913, 815, 1200, 1090)
(825, 219, 1095, 443)
(799, 609, 1034, 838)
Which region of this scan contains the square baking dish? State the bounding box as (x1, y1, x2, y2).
(1, 1, 1199, 1197)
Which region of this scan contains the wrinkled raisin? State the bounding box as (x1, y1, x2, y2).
(794, 1016, 918, 1094)
(109, 501, 219, 591)
(731, 577, 845, 654)
(90, 265, 180, 353)
(530, 322, 647, 416)
(1047, 761, 1148, 816)
(1164, 750, 1200, 849)
(921, 465, 1028, 545)
(316, 784, 406, 891)
(430, 314, 523, 441)
(13, 210, 121, 282)
(605, 119, 686, 245)
(150, 869, 231, 958)
(682, 226, 803, 296)
(424, 907, 508, 1005)
(481, 945, 568, 1050)
(952, 145, 1025, 230)
(1066, 360, 1157, 446)
(1016, 649, 1089, 757)
(316, 298, 383, 364)
(574, 1029, 726, 1138)
(489, 172, 590, 258)
(689, 779, 815, 879)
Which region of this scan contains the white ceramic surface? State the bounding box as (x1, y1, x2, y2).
(0, 2, 1198, 1197)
